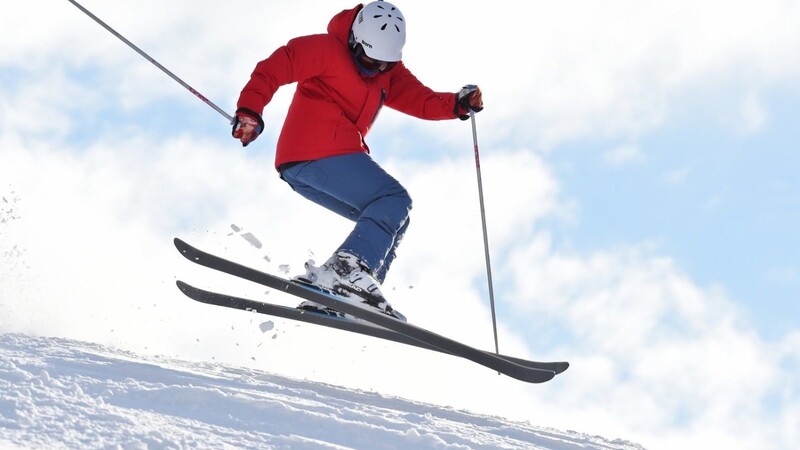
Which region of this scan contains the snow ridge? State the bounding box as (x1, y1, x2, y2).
(0, 334, 643, 450)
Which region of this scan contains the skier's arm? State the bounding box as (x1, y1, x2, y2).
(236, 47, 291, 115)
(232, 45, 293, 146)
(384, 64, 469, 120)
(234, 35, 334, 145)
(237, 34, 339, 113)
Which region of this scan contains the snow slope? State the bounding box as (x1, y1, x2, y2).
(0, 333, 643, 450)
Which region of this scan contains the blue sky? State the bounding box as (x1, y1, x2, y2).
(550, 89, 800, 339)
(2, 1, 800, 449)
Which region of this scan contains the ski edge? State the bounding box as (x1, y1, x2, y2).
(176, 280, 569, 374)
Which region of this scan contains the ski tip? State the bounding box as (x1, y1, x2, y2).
(173, 237, 196, 259)
(175, 280, 194, 295)
(173, 237, 187, 250)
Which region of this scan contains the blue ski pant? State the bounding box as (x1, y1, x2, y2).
(280, 152, 412, 283)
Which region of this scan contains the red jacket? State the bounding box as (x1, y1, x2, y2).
(236, 5, 463, 169)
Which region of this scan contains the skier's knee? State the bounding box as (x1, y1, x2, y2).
(391, 190, 412, 224)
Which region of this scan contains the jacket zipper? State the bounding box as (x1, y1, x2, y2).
(369, 88, 387, 127)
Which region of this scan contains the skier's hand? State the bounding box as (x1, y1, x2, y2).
(456, 85, 484, 120)
(231, 108, 264, 147)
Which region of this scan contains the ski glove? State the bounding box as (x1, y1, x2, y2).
(456, 85, 484, 120)
(232, 108, 264, 147)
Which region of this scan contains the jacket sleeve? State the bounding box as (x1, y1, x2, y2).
(237, 35, 336, 115)
(237, 47, 291, 115)
(384, 63, 460, 121)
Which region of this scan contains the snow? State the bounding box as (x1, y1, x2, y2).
(0, 334, 643, 450)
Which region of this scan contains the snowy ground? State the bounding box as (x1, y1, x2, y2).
(0, 333, 643, 450)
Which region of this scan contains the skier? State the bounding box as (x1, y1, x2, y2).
(231, 1, 483, 321)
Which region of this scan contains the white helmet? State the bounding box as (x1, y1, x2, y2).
(351, 1, 406, 62)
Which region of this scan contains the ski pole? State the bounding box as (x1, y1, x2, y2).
(67, 0, 234, 124)
(469, 109, 500, 356)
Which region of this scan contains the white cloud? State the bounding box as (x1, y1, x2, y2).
(6, 0, 799, 150)
(503, 236, 797, 448)
(404, 0, 800, 149)
(604, 144, 644, 167)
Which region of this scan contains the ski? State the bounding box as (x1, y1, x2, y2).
(174, 237, 567, 383)
(177, 280, 569, 374)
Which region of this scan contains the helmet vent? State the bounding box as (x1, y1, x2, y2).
(373, 13, 403, 32)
